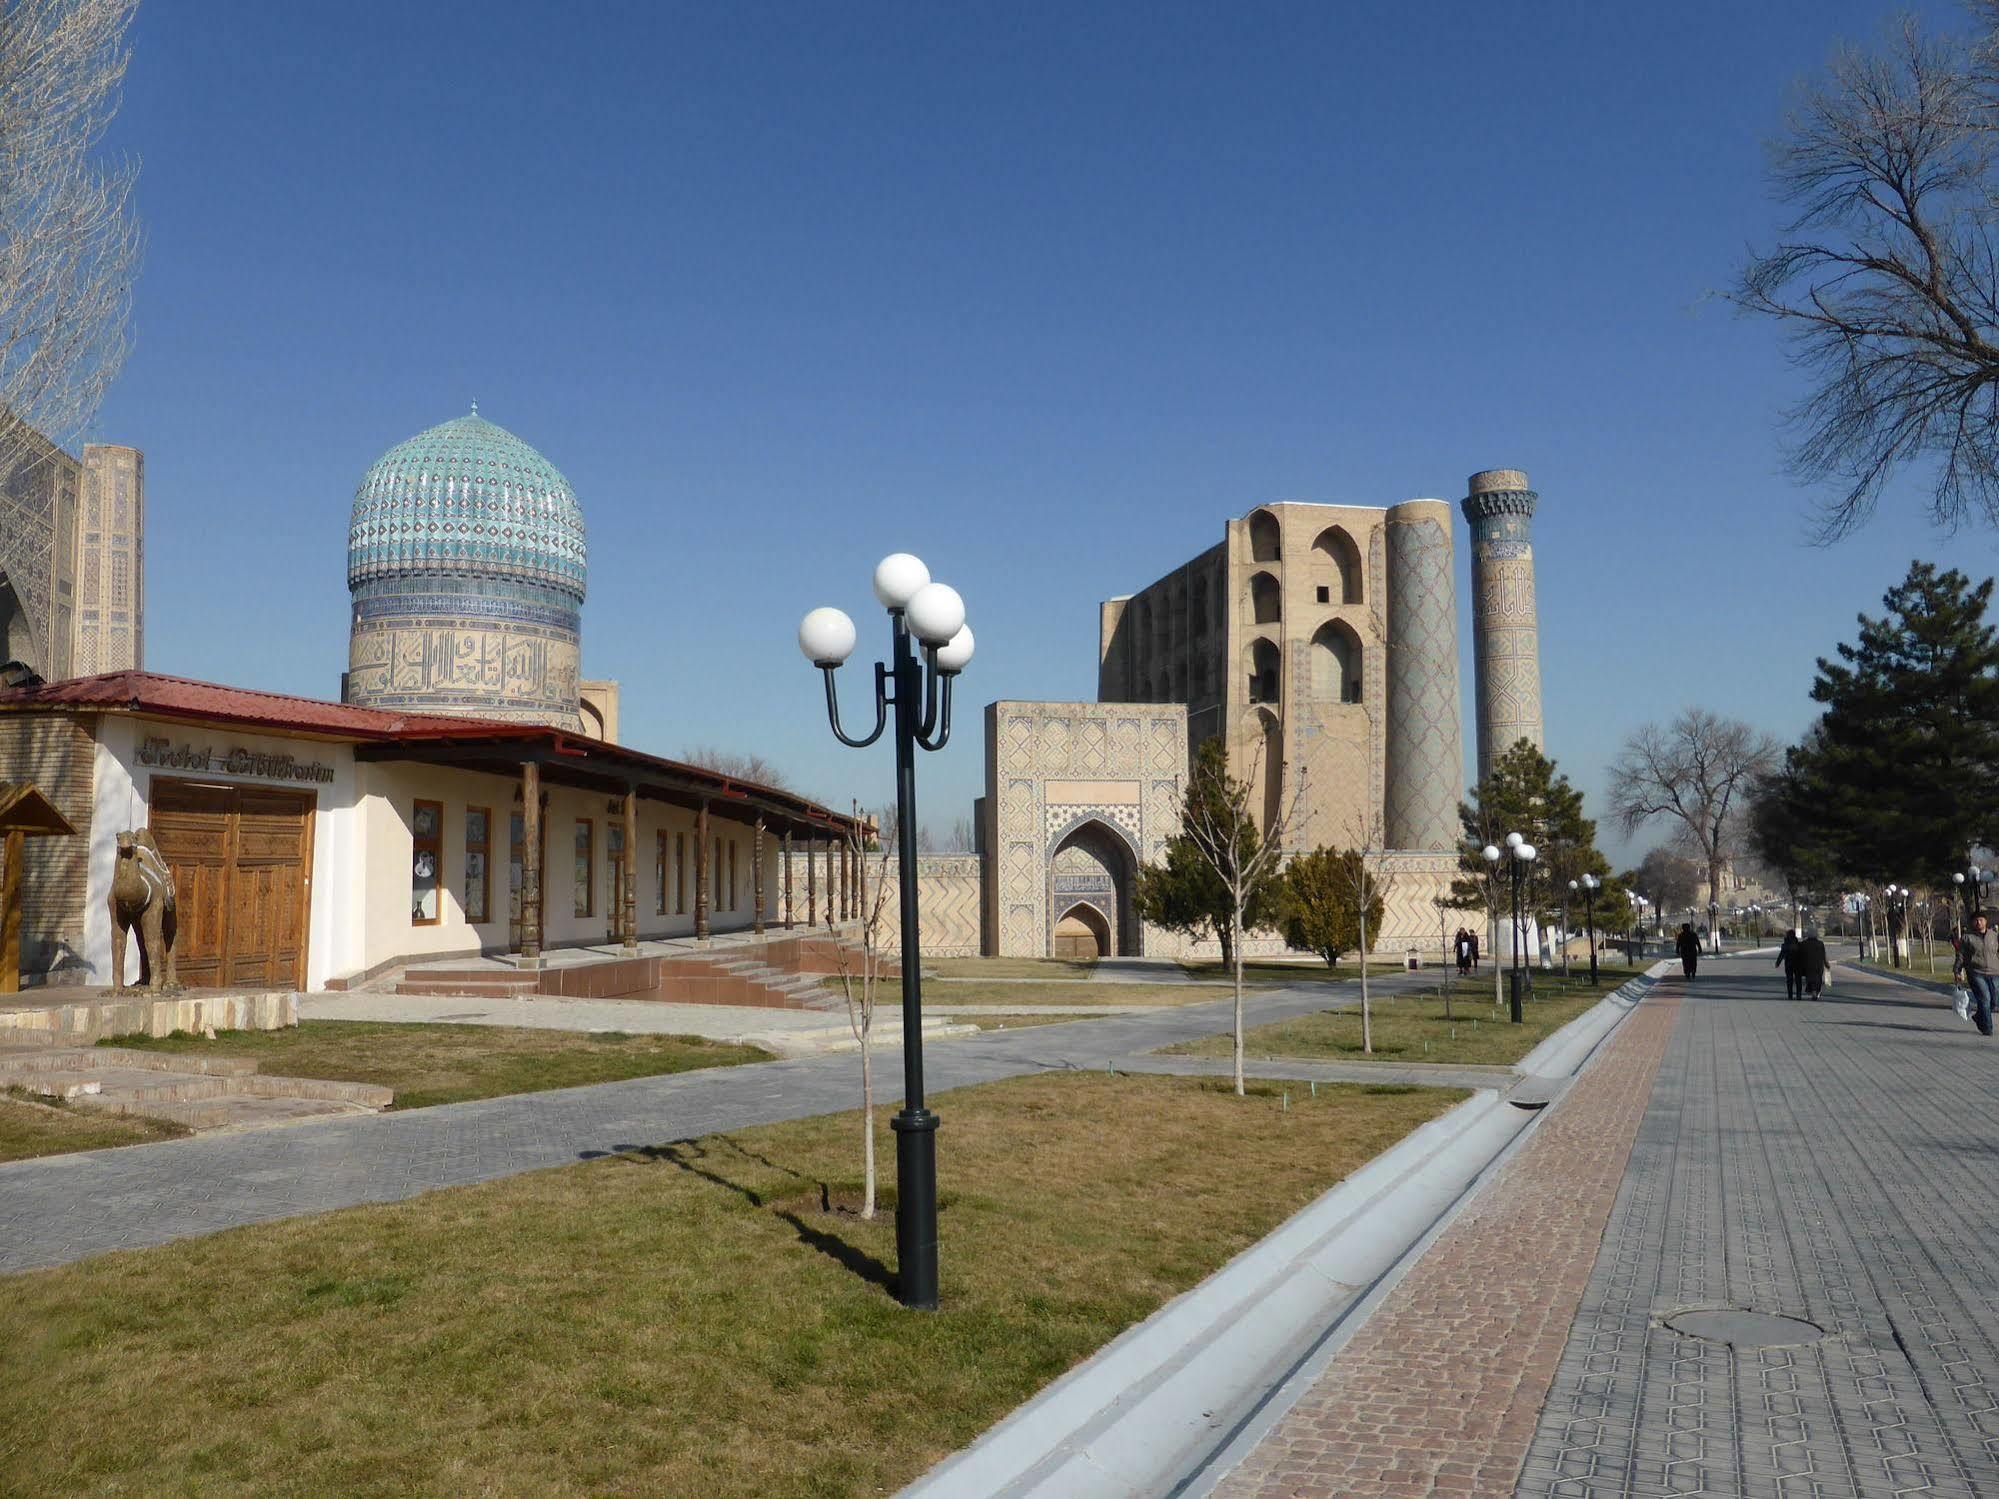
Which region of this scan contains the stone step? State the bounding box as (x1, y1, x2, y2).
(396, 978, 539, 998)
(1, 1046, 261, 1078)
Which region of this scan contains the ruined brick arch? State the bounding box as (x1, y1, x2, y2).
(1246, 705, 1283, 830)
(1313, 525, 1363, 605)
(1248, 569, 1281, 626)
(1245, 636, 1280, 704)
(1311, 618, 1363, 704)
(1248, 508, 1282, 563)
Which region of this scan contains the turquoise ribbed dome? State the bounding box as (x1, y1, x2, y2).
(346, 409, 587, 602)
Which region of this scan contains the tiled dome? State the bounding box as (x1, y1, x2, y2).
(346, 408, 586, 602)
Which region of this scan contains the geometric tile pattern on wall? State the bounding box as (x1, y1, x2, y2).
(1383, 510, 1463, 851)
(987, 701, 1189, 957)
(1464, 484, 1544, 781)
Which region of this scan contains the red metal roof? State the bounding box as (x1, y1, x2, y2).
(0, 671, 856, 831)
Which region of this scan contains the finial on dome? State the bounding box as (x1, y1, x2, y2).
(470, 399, 479, 416)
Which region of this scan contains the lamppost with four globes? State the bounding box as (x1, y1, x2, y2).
(798, 553, 974, 1312)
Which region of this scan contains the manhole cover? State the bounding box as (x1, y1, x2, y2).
(1664, 1309, 1824, 1348)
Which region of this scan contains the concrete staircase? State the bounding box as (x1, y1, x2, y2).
(706, 956, 845, 1012)
(0, 1046, 393, 1130)
(392, 967, 539, 999)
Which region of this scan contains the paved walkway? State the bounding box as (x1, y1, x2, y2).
(1215, 955, 1999, 1498)
(0, 971, 1443, 1275)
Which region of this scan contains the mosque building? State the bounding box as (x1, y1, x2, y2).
(0, 409, 858, 992)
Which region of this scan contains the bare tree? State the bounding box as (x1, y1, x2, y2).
(1340, 812, 1398, 1054)
(1179, 738, 1307, 1096)
(1610, 710, 1779, 952)
(1735, 14, 1999, 539)
(680, 745, 789, 790)
(0, 0, 142, 483)
(829, 829, 894, 1220)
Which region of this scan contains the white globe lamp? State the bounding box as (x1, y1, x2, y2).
(797, 607, 857, 667)
(934, 625, 975, 675)
(906, 583, 966, 647)
(873, 553, 931, 610)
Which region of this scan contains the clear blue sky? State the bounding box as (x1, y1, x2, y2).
(96, 0, 1980, 864)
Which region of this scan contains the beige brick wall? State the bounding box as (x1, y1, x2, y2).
(0, 712, 97, 984)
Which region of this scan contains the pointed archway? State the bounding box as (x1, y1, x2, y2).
(1047, 817, 1139, 957)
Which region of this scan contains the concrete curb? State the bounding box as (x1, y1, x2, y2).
(1854, 964, 1955, 999)
(900, 965, 1667, 1499)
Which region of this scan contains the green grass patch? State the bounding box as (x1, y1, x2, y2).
(1176, 957, 1409, 982)
(1163, 967, 1646, 1068)
(100, 1021, 773, 1110)
(0, 1071, 1464, 1498)
(0, 1089, 189, 1163)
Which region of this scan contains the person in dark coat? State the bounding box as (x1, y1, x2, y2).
(1776, 928, 1805, 1000)
(1468, 930, 1481, 970)
(1453, 928, 1474, 977)
(1798, 929, 1830, 999)
(1676, 922, 1701, 980)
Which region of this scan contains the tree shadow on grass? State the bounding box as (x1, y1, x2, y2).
(580, 1136, 899, 1296)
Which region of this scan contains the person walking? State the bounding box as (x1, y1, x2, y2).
(1468, 929, 1480, 971)
(1676, 921, 1701, 981)
(1955, 909, 1999, 1038)
(1776, 928, 1805, 1001)
(1798, 928, 1830, 1000)
(1453, 928, 1473, 977)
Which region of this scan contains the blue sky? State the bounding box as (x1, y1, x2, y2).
(96, 0, 1977, 863)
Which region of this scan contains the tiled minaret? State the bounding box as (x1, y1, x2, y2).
(1382, 498, 1463, 850)
(1461, 469, 1544, 782)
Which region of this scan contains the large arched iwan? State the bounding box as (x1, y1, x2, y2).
(1046, 816, 1140, 958)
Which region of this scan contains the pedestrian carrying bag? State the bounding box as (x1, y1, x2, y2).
(1956, 986, 1975, 1022)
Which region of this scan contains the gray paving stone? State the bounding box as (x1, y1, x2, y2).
(1517, 958, 1999, 1497)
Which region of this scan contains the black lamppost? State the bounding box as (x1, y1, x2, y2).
(799, 553, 974, 1312)
(1485, 833, 1536, 1022)
(1575, 873, 1600, 985)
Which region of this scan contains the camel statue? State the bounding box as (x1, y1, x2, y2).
(109, 828, 180, 994)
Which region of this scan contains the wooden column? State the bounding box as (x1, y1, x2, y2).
(694, 801, 711, 941)
(621, 787, 639, 953)
(752, 817, 766, 935)
(808, 836, 818, 926)
(783, 830, 795, 930)
(842, 839, 853, 921)
(520, 761, 542, 967)
(0, 829, 22, 995)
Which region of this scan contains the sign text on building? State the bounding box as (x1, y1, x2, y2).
(138, 737, 335, 785)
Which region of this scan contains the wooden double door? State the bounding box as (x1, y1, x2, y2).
(148, 779, 315, 989)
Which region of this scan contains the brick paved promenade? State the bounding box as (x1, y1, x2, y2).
(1215, 981, 1680, 1497)
(1217, 956, 1999, 1498)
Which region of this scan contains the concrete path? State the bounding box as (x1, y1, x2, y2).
(0, 971, 1443, 1275)
(304, 989, 857, 1040)
(1210, 955, 1999, 1498)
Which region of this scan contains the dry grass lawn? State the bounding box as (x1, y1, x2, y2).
(1165, 968, 1646, 1069)
(0, 1091, 188, 1163)
(104, 1021, 772, 1110)
(0, 1071, 1464, 1498)
(922, 956, 1099, 979)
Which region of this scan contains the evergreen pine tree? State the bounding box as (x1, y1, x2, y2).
(1804, 562, 1999, 880)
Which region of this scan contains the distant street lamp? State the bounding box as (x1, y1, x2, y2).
(800, 552, 974, 1312)
(1578, 873, 1600, 984)
(1884, 884, 1910, 969)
